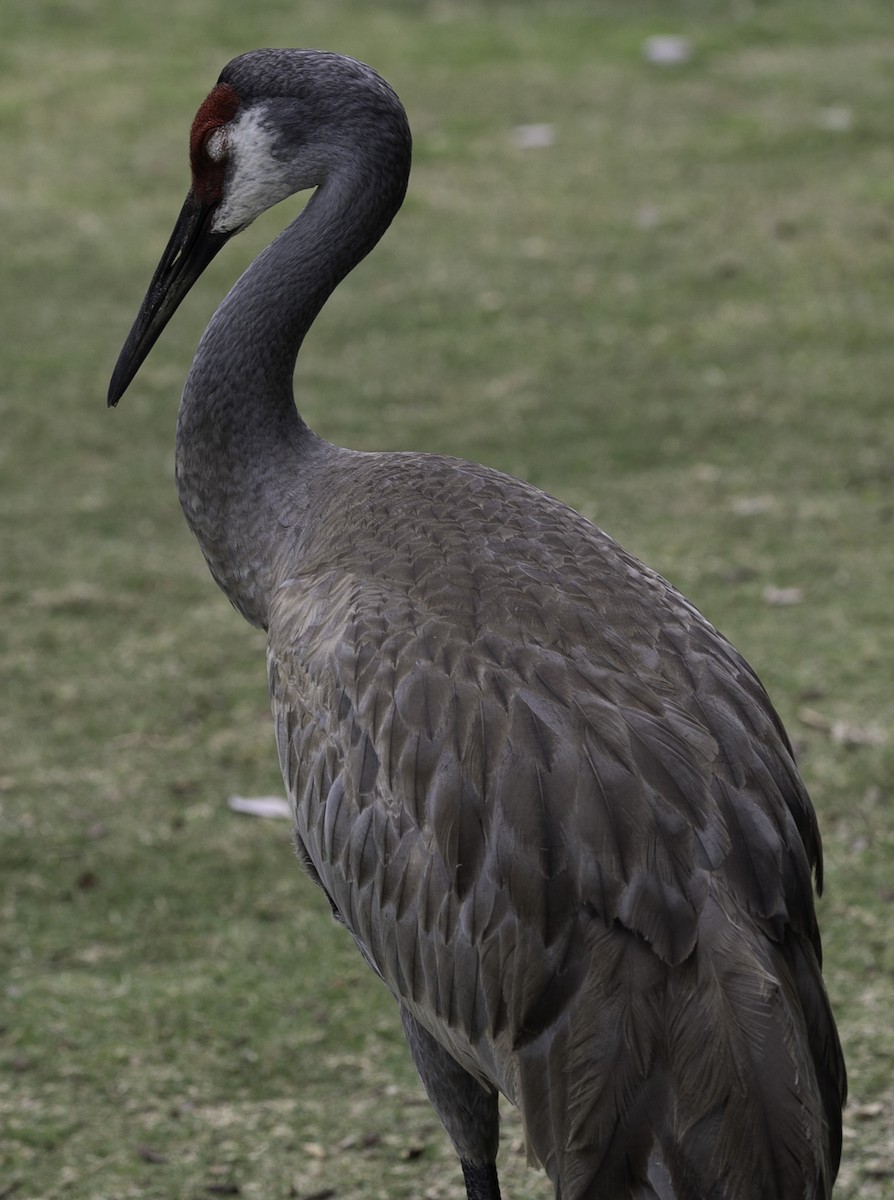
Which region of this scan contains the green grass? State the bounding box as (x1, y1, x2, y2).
(2, 1, 893, 1196)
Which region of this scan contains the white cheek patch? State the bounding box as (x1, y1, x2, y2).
(212, 106, 295, 233)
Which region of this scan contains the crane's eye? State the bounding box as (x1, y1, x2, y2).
(204, 127, 229, 162)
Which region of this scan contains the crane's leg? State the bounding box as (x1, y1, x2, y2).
(398, 1006, 502, 1200)
(461, 1160, 502, 1200)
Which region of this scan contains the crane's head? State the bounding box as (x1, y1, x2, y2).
(108, 49, 410, 406)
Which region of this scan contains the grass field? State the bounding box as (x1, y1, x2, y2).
(2, 1, 893, 1196)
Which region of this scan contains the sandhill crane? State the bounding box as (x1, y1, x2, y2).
(109, 49, 846, 1200)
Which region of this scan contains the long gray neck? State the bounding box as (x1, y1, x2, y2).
(175, 152, 409, 629)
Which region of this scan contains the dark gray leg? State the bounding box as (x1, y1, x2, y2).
(462, 1159, 502, 1200)
(398, 1006, 502, 1200)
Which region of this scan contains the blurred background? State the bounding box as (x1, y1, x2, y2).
(1, 1, 892, 1196)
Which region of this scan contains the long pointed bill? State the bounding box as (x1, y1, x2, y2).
(108, 190, 233, 407)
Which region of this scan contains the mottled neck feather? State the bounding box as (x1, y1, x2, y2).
(175, 130, 411, 629)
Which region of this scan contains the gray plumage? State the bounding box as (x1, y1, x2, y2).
(109, 49, 846, 1200)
